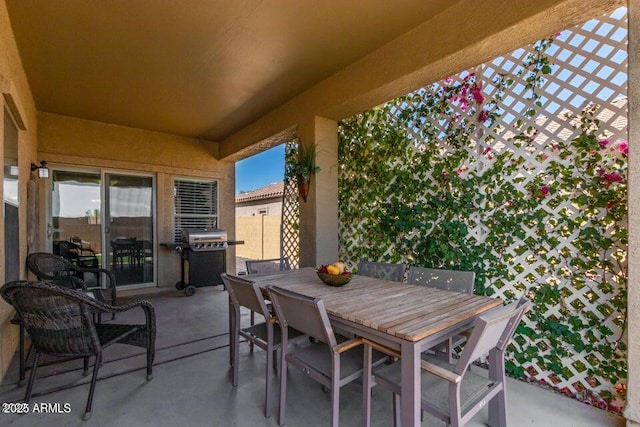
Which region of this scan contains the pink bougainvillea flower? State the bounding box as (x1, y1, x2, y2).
(607, 202, 614, 210)
(540, 186, 550, 196)
(482, 147, 492, 155)
(471, 86, 485, 104)
(604, 172, 623, 183)
(444, 76, 453, 85)
(616, 140, 629, 155)
(597, 168, 606, 176)
(478, 110, 490, 123)
(598, 138, 609, 148)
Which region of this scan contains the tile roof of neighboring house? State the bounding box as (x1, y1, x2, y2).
(236, 181, 285, 203)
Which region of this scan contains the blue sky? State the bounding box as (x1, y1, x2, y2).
(235, 144, 285, 194)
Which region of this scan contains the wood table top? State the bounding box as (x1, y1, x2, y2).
(248, 267, 503, 342)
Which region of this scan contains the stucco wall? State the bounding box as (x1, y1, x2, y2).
(0, 0, 39, 382)
(37, 112, 237, 287)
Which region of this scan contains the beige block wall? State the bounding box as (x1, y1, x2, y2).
(0, 0, 39, 382)
(37, 113, 237, 286)
(236, 215, 282, 260)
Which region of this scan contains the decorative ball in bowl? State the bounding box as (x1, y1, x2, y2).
(317, 264, 352, 287)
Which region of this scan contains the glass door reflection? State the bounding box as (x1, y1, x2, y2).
(105, 173, 154, 286)
(51, 170, 102, 278)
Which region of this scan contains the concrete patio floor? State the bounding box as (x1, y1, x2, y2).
(0, 285, 625, 427)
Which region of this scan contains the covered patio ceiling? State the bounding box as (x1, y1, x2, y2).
(5, 0, 613, 160)
(6, 0, 454, 142)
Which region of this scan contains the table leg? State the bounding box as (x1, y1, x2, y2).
(400, 341, 421, 427)
(362, 342, 373, 427)
(228, 295, 235, 366)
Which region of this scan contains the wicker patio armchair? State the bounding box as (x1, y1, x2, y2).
(1, 280, 156, 421)
(27, 252, 117, 309)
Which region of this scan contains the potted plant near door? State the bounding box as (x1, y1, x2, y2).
(285, 143, 320, 202)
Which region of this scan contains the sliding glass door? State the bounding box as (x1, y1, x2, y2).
(105, 173, 154, 285)
(51, 169, 155, 287)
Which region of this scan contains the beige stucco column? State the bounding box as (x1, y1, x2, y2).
(626, 0, 639, 425)
(297, 116, 339, 268)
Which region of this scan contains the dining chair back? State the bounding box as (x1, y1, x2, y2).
(267, 285, 385, 427)
(1, 280, 155, 421)
(222, 273, 300, 418)
(357, 260, 405, 282)
(406, 267, 475, 362)
(407, 266, 475, 293)
(368, 297, 531, 427)
(246, 257, 292, 274)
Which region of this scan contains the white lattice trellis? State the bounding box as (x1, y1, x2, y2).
(339, 6, 628, 407)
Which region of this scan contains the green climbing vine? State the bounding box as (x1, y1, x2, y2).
(338, 20, 627, 412)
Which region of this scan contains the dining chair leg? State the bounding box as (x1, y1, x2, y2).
(392, 393, 401, 427)
(24, 351, 40, 403)
(330, 355, 341, 427)
(232, 327, 240, 387)
(249, 311, 255, 352)
(265, 343, 273, 418)
(278, 356, 287, 426)
(488, 351, 507, 427)
(228, 296, 235, 366)
(83, 356, 90, 376)
(83, 352, 102, 421)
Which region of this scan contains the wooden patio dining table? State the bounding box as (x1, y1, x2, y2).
(248, 267, 503, 426)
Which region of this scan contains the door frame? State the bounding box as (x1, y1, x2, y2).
(46, 164, 158, 289)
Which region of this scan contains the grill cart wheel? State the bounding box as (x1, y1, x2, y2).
(184, 285, 196, 297)
(175, 281, 186, 291)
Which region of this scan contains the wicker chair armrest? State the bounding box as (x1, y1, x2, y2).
(70, 265, 116, 284)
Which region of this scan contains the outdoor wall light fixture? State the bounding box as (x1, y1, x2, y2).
(30, 160, 49, 178)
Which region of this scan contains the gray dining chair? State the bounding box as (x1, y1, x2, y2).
(244, 257, 292, 348)
(266, 285, 387, 427)
(246, 257, 292, 274)
(365, 297, 531, 427)
(407, 266, 475, 294)
(407, 266, 475, 362)
(357, 260, 405, 282)
(221, 273, 303, 418)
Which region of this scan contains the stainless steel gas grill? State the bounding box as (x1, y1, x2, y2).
(162, 228, 242, 296)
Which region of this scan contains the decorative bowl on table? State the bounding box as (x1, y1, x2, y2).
(316, 265, 352, 287)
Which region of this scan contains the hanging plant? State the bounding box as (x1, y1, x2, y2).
(285, 142, 320, 202)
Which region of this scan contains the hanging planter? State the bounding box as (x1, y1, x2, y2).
(285, 143, 320, 203)
(296, 174, 311, 202)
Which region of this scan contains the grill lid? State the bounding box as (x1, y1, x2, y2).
(182, 229, 228, 251)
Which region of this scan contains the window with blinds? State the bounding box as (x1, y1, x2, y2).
(173, 178, 218, 243)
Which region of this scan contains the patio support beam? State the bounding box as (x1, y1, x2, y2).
(219, 0, 623, 161)
(625, 2, 640, 425)
(297, 116, 339, 268)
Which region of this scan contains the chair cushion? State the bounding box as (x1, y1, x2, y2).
(374, 356, 495, 415)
